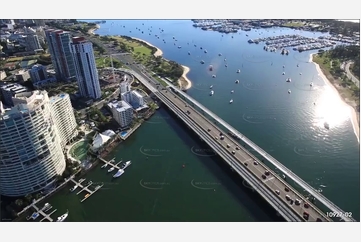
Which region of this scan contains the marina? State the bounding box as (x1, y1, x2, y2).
(248, 34, 338, 52)
(69, 178, 104, 203)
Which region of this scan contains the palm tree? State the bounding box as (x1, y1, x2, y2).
(15, 199, 23, 208)
(25, 194, 33, 203)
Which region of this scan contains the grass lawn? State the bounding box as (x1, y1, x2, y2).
(112, 36, 152, 56)
(6, 57, 23, 62)
(283, 21, 305, 27)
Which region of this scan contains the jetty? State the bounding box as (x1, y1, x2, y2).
(80, 183, 104, 203)
(98, 156, 123, 171)
(31, 204, 57, 222)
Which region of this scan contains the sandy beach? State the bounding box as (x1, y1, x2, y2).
(87, 24, 100, 35)
(310, 53, 360, 142)
(178, 65, 192, 90)
(131, 37, 163, 57)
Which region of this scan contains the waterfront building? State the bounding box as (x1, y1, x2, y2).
(108, 100, 133, 128)
(121, 90, 145, 108)
(0, 83, 28, 107)
(70, 37, 101, 99)
(45, 29, 76, 81)
(49, 93, 78, 149)
(0, 91, 66, 197)
(120, 80, 131, 94)
(15, 70, 30, 82)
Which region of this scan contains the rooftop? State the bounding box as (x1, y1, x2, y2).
(108, 100, 132, 112)
(0, 83, 27, 93)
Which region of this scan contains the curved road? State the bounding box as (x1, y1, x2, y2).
(341, 61, 359, 88)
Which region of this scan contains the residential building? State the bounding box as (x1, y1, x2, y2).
(70, 37, 101, 99)
(15, 70, 30, 82)
(45, 29, 76, 81)
(25, 34, 42, 51)
(120, 80, 131, 93)
(0, 83, 28, 107)
(108, 100, 133, 128)
(121, 90, 145, 107)
(29, 64, 47, 82)
(49, 93, 78, 149)
(0, 91, 66, 197)
(0, 71, 6, 81)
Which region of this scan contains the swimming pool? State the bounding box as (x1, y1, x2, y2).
(120, 131, 128, 137)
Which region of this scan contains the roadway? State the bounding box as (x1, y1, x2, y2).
(341, 61, 359, 88)
(162, 79, 356, 222)
(155, 87, 330, 222)
(153, 89, 303, 221)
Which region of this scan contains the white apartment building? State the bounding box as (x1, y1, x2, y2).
(0, 91, 66, 197)
(121, 90, 145, 107)
(70, 37, 101, 99)
(120, 80, 131, 94)
(108, 100, 133, 128)
(50, 93, 78, 149)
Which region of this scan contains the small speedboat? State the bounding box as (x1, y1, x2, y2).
(235, 80, 239, 84)
(282, 72, 285, 75)
(236, 69, 241, 73)
(108, 167, 115, 173)
(101, 163, 108, 169)
(200, 60, 205, 64)
(218, 53, 222, 56)
(113, 169, 125, 178)
(210, 90, 214, 96)
(286, 78, 291, 82)
(310, 82, 313, 87)
(212, 75, 216, 78)
(229, 99, 233, 104)
(210, 85, 213, 89)
(231, 90, 234, 93)
(56, 210, 69, 222)
(288, 89, 291, 94)
(69, 185, 78, 192)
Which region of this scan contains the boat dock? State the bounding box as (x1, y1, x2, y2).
(31, 204, 57, 222)
(80, 183, 104, 203)
(69, 178, 103, 202)
(98, 156, 123, 170)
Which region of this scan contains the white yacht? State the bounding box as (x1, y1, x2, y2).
(210, 85, 213, 89)
(108, 167, 115, 173)
(212, 75, 216, 78)
(113, 169, 125, 178)
(288, 89, 291, 94)
(231, 90, 234, 93)
(69, 185, 78, 192)
(209, 65, 213, 71)
(235, 80, 239, 84)
(299, 72, 302, 75)
(310, 82, 313, 87)
(282, 72, 285, 75)
(178, 46, 181, 49)
(123, 160, 132, 169)
(224, 58, 226, 62)
(225, 64, 228, 67)
(286, 78, 291, 82)
(101, 163, 108, 169)
(229, 99, 233, 104)
(210, 90, 214, 96)
(56, 210, 69, 222)
(283, 65, 285, 68)
(236, 69, 241, 73)
(188, 51, 190, 55)
(204, 49, 207, 53)
(297, 64, 299, 67)
(218, 53, 222, 56)
(200, 60, 205, 64)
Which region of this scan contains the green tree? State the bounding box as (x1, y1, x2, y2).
(24, 194, 33, 204)
(15, 199, 23, 208)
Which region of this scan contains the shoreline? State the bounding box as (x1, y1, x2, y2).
(87, 24, 100, 35)
(130, 37, 163, 57)
(130, 37, 192, 90)
(310, 53, 360, 143)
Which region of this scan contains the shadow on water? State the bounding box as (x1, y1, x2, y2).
(160, 105, 285, 222)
